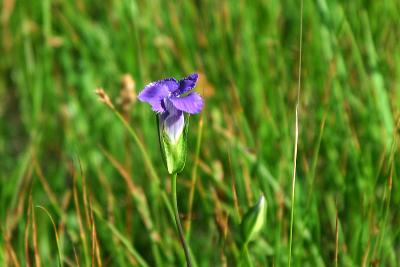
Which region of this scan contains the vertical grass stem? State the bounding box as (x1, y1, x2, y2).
(288, 0, 303, 266)
(171, 173, 192, 267)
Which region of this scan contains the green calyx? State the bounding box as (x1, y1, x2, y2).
(157, 114, 189, 174)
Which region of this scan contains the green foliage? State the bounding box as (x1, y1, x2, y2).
(1, 0, 399, 266)
(240, 195, 267, 246)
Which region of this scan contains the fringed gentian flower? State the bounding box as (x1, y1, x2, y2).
(138, 73, 203, 267)
(138, 73, 203, 174)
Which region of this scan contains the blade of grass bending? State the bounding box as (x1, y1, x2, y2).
(36, 206, 63, 267)
(31, 202, 41, 267)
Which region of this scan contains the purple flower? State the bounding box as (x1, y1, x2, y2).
(138, 73, 203, 143)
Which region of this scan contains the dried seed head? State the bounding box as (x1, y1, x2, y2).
(95, 87, 114, 109)
(197, 72, 214, 98)
(117, 74, 136, 112)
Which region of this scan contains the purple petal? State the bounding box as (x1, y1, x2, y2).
(170, 92, 203, 114)
(176, 73, 198, 95)
(138, 78, 178, 112)
(164, 112, 185, 144)
(160, 99, 185, 143)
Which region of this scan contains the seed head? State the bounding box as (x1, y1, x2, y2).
(95, 87, 114, 109)
(117, 74, 136, 112)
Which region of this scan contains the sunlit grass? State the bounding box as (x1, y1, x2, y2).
(1, 0, 399, 266)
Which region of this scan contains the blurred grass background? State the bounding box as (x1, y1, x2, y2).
(1, 0, 400, 266)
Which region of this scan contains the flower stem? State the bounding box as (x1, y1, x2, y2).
(171, 173, 192, 267)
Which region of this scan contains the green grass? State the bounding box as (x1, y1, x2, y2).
(1, 0, 400, 266)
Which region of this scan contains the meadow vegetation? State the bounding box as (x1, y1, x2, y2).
(1, 0, 399, 266)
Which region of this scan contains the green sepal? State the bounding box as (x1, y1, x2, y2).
(240, 195, 267, 245)
(157, 114, 189, 174)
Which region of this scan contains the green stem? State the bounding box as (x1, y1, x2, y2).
(289, 0, 303, 266)
(113, 108, 159, 184)
(171, 173, 192, 267)
(186, 114, 203, 240)
(112, 108, 163, 266)
(240, 244, 253, 267)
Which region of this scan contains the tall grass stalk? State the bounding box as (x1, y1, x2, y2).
(186, 113, 204, 239)
(288, 0, 304, 265)
(113, 110, 160, 184)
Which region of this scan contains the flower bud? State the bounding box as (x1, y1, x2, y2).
(157, 113, 189, 174)
(240, 195, 267, 245)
